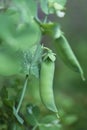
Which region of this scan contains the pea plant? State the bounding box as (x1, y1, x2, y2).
(0, 0, 85, 130)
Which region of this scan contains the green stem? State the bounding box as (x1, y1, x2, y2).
(43, 15, 48, 23)
(42, 46, 52, 52)
(32, 125, 38, 130)
(16, 75, 28, 113)
(43, 46, 56, 55)
(12, 124, 16, 130)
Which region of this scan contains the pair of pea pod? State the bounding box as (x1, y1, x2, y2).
(39, 34, 85, 115)
(40, 22, 85, 80)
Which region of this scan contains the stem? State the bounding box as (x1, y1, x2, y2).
(16, 75, 28, 113)
(34, 17, 42, 27)
(42, 46, 52, 52)
(12, 124, 16, 130)
(32, 125, 38, 130)
(43, 15, 48, 23)
(43, 46, 56, 55)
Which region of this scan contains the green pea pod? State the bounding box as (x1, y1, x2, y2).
(55, 35, 85, 80)
(40, 52, 58, 113)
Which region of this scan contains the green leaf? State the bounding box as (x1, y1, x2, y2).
(63, 115, 78, 125)
(3, 99, 14, 109)
(40, 0, 49, 14)
(39, 123, 61, 130)
(0, 13, 41, 52)
(27, 104, 40, 126)
(0, 41, 42, 77)
(26, 0, 37, 17)
(40, 115, 59, 124)
(23, 44, 42, 77)
(0, 87, 8, 99)
(30, 65, 39, 78)
(8, 122, 25, 130)
(55, 0, 67, 6)
(7, 87, 17, 101)
(48, 52, 56, 62)
(11, 20, 41, 51)
(39, 114, 61, 130)
(32, 44, 42, 65)
(0, 45, 22, 76)
(0, 124, 7, 130)
(12, 0, 37, 19)
(43, 50, 56, 62)
(30, 44, 43, 78)
(22, 51, 33, 75)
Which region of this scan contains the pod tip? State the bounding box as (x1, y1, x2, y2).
(81, 73, 86, 81)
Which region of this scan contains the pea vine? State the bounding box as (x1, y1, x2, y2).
(0, 0, 85, 130)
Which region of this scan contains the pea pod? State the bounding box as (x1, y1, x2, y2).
(40, 52, 58, 113)
(54, 35, 85, 80)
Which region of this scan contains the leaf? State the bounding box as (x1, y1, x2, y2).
(0, 99, 15, 121)
(27, 104, 40, 126)
(0, 87, 8, 100)
(40, 115, 59, 124)
(26, 0, 37, 17)
(43, 50, 56, 62)
(39, 115, 60, 130)
(40, 0, 49, 14)
(30, 65, 39, 78)
(48, 53, 56, 62)
(0, 124, 7, 130)
(8, 122, 25, 130)
(12, 0, 37, 19)
(30, 44, 43, 77)
(48, 0, 67, 9)
(7, 87, 17, 101)
(0, 44, 22, 76)
(39, 123, 61, 130)
(3, 99, 14, 109)
(23, 44, 43, 77)
(39, 114, 61, 130)
(63, 115, 78, 125)
(55, 0, 67, 6)
(32, 44, 42, 64)
(22, 51, 33, 75)
(0, 12, 41, 52)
